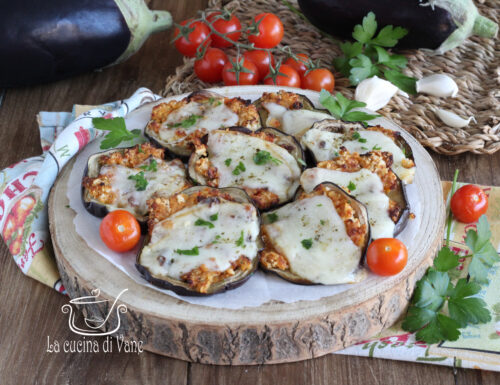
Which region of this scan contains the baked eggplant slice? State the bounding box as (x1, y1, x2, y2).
(260, 182, 370, 285)
(301, 119, 416, 183)
(136, 186, 262, 296)
(82, 143, 191, 228)
(300, 149, 410, 239)
(145, 90, 261, 158)
(188, 127, 304, 211)
(254, 90, 332, 138)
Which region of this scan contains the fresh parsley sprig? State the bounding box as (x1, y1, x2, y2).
(402, 170, 499, 343)
(128, 171, 148, 191)
(333, 12, 417, 94)
(319, 90, 380, 126)
(93, 117, 143, 150)
(253, 150, 282, 166)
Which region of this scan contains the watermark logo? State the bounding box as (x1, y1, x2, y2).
(61, 288, 128, 336)
(47, 288, 143, 354)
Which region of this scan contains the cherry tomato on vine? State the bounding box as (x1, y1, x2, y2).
(173, 19, 211, 57)
(366, 238, 408, 276)
(243, 50, 275, 81)
(248, 13, 284, 49)
(194, 48, 228, 83)
(284, 53, 310, 78)
(207, 12, 241, 48)
(100, 210, 141, 252)
(301, 68, 335, 92)
(450, 184, 488, 223)
(222, 58, 259, 86)
(264, 64, 301, 88)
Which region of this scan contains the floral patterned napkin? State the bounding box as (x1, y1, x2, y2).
(0, 89, 498, 370)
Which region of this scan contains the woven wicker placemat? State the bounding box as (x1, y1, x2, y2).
(162, 0, 499, 155)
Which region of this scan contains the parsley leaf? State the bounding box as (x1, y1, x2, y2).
(301, 239, 313, 249)
(224, 158, 232, 166)
(232, 161, 246, 175)
(466, 215, 500, 283)
(333, 12, 416, 93)
(433, 246, 460, 272)
(194, 218, 215, 229)
(139, 159, 158, 172)
(253, 150, 282, 166)
(372, 144, 382, 150)
(266, 213, 279, 223)
(209, 213, 218, 221)
(235, 231, 245, 247)
(347, 181, 356, 191)
(448, 279, 491, 327)
(319, 90, 379, 126)
(128, 171, 148, 191)
(175, 246, 199, 256)
(93, 117, 142, 150)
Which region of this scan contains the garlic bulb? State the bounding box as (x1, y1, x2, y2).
(436, 109, 476, 128)
(355, 76, 402, 111)
(416, 74, 458, 97)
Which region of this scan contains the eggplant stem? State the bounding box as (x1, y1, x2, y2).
(473, 15, 498, 38)
(148, 10, 173, 34)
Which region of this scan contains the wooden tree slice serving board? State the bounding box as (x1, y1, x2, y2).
(48, 86, 445, 365)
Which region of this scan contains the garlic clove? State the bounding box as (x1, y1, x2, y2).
(354, 76, 400, 111)
(416, 74, 459, 97)
(436, 109, 476, 128)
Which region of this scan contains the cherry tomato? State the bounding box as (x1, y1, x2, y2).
(248, 13, 284, 49)
(366, 238, 408, 276)
(194, 48, 228, 83)
(284, 53, 310, 78)
(243, 50, 275, 80)
(264, 64, 301, 88)
(207, 12, 241, 48)
(450, 184, 488, 223)
(100, 210, 141, 252)
(302, 68, 335, 92)
(222, 58, 259, 86)
(173, 19, 211, 57)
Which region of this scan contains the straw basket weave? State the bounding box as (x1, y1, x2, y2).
(162, 0, 500, 155)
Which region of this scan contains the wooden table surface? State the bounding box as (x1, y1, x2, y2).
(0, 1, 498, 384)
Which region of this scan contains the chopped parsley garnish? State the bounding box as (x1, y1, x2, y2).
(361, 146, 368, 150)
(209, 213, 218, 221)
(232, 161, 246, 175)
(253, 150, 282, 166)
(224, 158, 232, 166)
(266, 213, 279, 223)
(175, 246, 199, 256)
(139, 158, 158, 172)
(169, 114, 203, 129)
(317, 204, 323, 207)
(235, 231, 245, 247)
(372, 144, 382, 150)
(128, 171, 148, 191)
(352, 131, 367, 143)
(194, 218, 215, 229)
(320, 220, 326, 225)
(301, 239, 313, 250)
(137, 146, 144, 153)
(347, 181, 356, 191)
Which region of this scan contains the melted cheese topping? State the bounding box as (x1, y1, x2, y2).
(300, 168, 395, 239)
(159, 100, 239, 143)
(263, 103, 331, 137)
(207, 131, 301, 201)
(140, 201, 260, 279)
(100, 159, 187, 216)
(263, 195, 362, 284)
(301, 129, 415, 182)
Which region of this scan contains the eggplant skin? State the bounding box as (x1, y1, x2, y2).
(298, 0, 457, 49)
(0, 0, 130, 87)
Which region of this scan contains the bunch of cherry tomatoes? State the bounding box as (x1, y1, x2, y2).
(172, 11, 335, 91)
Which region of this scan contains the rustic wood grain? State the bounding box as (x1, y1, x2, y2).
(0, 0, 499, 383)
